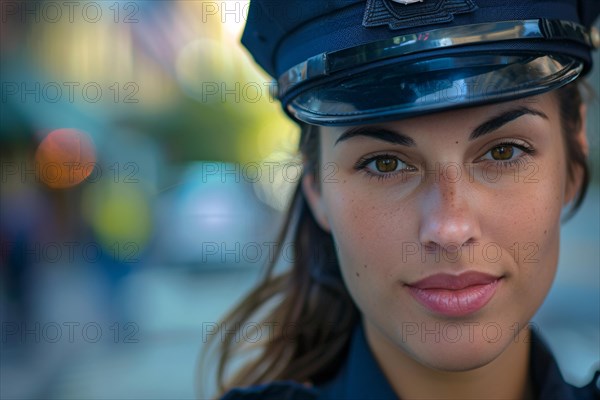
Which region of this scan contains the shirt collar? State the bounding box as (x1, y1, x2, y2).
(316, 323, 398, 400)
(317, 322, 585, 400)
(529, 330, 586, 399)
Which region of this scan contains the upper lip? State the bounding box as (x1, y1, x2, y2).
(406, 271, 502, 290)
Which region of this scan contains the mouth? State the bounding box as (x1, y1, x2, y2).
(405, 272, 503, 317)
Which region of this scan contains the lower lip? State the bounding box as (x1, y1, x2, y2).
(406, 279, 501, 317)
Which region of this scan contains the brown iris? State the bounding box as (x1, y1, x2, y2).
(375, 158, 398, 172)
(491, 145, 514, 161)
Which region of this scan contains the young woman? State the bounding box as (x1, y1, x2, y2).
(205, 1, 600, 398)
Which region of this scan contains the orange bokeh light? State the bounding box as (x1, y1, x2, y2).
(34, 128, 97, 189)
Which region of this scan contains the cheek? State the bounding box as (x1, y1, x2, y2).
(480, 150, 566, 306)
(507, 152, 565, 240)
(324, 186, 383, 263)
(321, 183, 416, 308)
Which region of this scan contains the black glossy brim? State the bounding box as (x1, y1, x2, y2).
(285, 53, 583, 126)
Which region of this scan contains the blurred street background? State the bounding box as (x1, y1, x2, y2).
(0, 1, 598, 399)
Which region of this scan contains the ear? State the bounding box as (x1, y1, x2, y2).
(302, 172, 331, 232)
(564, 103, 588, 204)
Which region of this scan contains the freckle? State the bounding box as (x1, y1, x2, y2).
(343, 180, 347, 184)
(356, 272, 360, 277)
(544, 230, 547, 234)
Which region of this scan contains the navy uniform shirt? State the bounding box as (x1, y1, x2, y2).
(221, 323, 600, 399)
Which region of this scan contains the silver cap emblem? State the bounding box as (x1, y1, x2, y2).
(363, 0, 477, 30)
(391, 0, 424, 4)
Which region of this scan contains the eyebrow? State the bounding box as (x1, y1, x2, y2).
(334, 127, 416, 146)
(469, 107, 548, 140)
(334, 107, 548, 146)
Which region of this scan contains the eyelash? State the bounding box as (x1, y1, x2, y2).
(353, 140, 536, 181)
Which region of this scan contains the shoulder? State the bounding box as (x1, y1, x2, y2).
(220, 381, 320, 400)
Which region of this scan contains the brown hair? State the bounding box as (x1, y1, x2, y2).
(200, 81, 590, 397)
(559, 82, 590, 219)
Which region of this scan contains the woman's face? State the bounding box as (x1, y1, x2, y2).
(302, 92, 586, 371)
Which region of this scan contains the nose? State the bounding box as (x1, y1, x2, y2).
(418, 169, 481, 252)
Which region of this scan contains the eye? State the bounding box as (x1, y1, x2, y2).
(364, 155, 410, 174)
(355, 154, 416, 179)
(490, 145, 516, 160)
(480, 143, 531, 163)
(371, 157, 401, 173)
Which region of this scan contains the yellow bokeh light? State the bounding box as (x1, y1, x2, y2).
(83, 180, 152, 254)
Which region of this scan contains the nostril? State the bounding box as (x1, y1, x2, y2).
(422, 242, 438, 253)
(464, 238, 478, 246)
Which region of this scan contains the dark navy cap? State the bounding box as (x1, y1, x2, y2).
(242, 0, 600, 126)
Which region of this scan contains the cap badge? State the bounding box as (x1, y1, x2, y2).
(391, 0, 424, 4)
(363, 0, 478, 30)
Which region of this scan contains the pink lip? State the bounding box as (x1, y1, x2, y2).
(405, 272, 502, 317)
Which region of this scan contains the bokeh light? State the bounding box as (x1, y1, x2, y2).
(34, 128, 96, 189)
(82, 180, 153, 260)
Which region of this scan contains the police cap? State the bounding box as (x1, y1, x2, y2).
(242, 0, 600, 126)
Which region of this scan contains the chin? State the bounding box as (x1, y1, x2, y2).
(421, 348, 502, 372)
(401, 333, 513, 372)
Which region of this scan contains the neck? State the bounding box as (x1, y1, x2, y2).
(364, 321, 534, 400)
